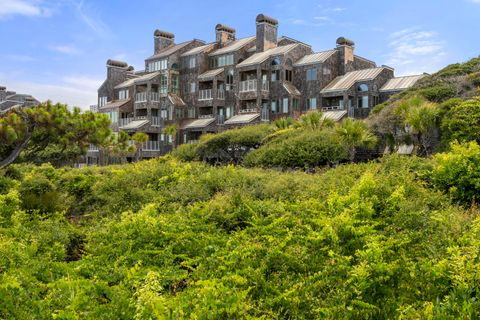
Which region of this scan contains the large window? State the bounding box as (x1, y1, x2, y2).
(118, 90, 129, 100)
(188, 57, 196, 69)
(358, 84, 369, 92)
(282, 98, 289, 113)
(358, 96, 369, 108)
(98, 96, 107, 107)
(306, 68, 317, 81)
(148, 59, 168, 72)
(160, 75, 168, 94)
(171, 75, 179, 94)
(271, 70, 280, 82)
(105, 111, 118, 123)
(211, 54, 234, 68)
(226, 69, 234, 90)
(307, 97, 317, 110)
(271, 100, 278, 113)
(190, 82, 196, 93)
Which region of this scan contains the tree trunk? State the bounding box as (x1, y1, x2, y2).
(0, 128, 33, 169)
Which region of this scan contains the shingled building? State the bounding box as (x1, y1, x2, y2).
(0, 86, 39, 111)
(87, 13, 424, 162)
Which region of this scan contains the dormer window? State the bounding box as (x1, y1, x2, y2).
(188, 57, 196, 68)
(358, 84, 369, 92)
(211, 54, 234, 68)
(272, 57, 281, 66)
(148, 59, 168, 72)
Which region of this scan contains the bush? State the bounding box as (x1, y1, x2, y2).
(468, 71, 480, 87)
(428, 141, 480, 205)
(418, 84, 457, 102)
(171, 143, 199, 162)
(441, 97, 480, 144)
(244, 129, 347, 168)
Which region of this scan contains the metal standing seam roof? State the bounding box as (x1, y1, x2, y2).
(181, 43, 216, 57)
(147, 40, 201, 60)
(119, 120, 149, 130)
(99, 99, 130, 110)
(237, 44, 299, 68)
(380, 74, 426, 92)
(168, 94, 186, 107)
(115, 72, 160, 89)
(209, 36, 256, 56)
(283, 82, 301, 96)
(224, 113, 260, 125)
(321, 67, 386, 93)
(293, 50, 337, 67)
(182, 117, 216, 130)
(198, 68, 224, 81)
(322, 110, 348, 122)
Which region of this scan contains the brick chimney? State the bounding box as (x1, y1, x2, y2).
(215, 24, 236, 48)
(256, 14, 278, 53)
(154, 30, 175, 54)
(336, 37, 355, 75)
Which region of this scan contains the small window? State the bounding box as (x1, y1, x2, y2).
(272, 57, 281, 66)
(307, 68, 317, 81)
(358, 96, 369, 108)
(323, 67, 331, 75)
(189, 57, 196, 69)
(285, 70, 293, 82)
(358, 84, 369, 92)
(190, 83, 196, 93)
(271, 100, 277, 113)
(271, 70, 280, 82)
(308, 98, 317, 110)
(226, 69, 234, 90)
(282, 98, 289, 113)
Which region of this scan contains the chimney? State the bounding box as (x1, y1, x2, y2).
(256, 14, 278, 53)
(154, 30, 175, 54)
(215, 24, 236, 48)
(336, 37, 355, 75)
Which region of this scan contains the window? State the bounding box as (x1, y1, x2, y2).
(323, 67, 331, 75)
(160, 109, 168, 119)
(307, 97, 317, 110)
(285, 70, 293, 82)
(358, 96, 369, 108)
(271, 100, 278, 113)
(293, 98, 299, 111)
(358, 84, 369, 92)
(271, 70, 280, 82)
(106, 111, 118, 123)
(98, 96, 107, 107)
(188, 57, 196, 68)
(148, 59, 168, 71)
(282, 98, 289, 113)
(272, 57, 281, 66)
(171, 75, 179, 94)
(226, 69, 234, 90)
(306, 68, 317, 81)
(226, 106, 232, 119)
(160, 75, 168, 94)
(118, 90, 129, 100)
(212, 54, 234, 68)
(188, 108, 196, 118)
(190, 82, 196, 93)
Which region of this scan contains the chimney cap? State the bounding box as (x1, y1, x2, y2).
(0, 86, 6, 91)
(107, 59, 128, 68)
(336, 37, 355, 46)
(215, 24, 236, 34)
(127, 66, 134, 71)
(256, 14, 278, 26)
(154, 29, 175, 39)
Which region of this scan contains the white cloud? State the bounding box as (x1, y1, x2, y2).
(49, 45, 81, 55)
(385, 27, 447, 75)
(289, 4, 348, 27)
(0, 0, 51, 19)
(0, 73, 103, 109)
(71, 0, 109, 37)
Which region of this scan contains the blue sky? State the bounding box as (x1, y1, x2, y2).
(0, 0, 479, 108)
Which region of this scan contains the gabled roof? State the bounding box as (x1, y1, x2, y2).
(380, 74, 426, 92)
(182, 117, 216, 130)
(237, 44, 299, 68)
(224, 113, 260, 125)
(293, 50, 336, 67)
(115, 72, 160, 89)
(209, 36, 256, 57)
(198, 68, 224, 81)
(321, 67, 386, 93)
(147, 40, 201, 60)
(99, 99, 130, 110)
(181, 43, 216, 57)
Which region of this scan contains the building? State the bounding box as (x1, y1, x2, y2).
(87, 13, 424, 162)
(0, 86, 39, 111)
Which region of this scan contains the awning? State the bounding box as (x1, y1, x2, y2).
(168, 94, 186, 107)
(283, 82, 301, 96)
(224, 113, 260, 125)
(182, 117, 216, 130)
(119, 120, 149, 130)
(99, 99, 130, 110)
(198, 68, 224, 81)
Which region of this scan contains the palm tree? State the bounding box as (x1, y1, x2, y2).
(336, 118, 377, 162)
(294, 111, 335, 130)
(163, 124, 178, 149)
(404, 100, 438, 156)
(131, 132, 149, 162)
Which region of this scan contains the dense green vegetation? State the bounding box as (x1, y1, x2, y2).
(1, 141, 480, 318)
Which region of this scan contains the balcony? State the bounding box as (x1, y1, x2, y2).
(151, 116, 163, 127)
(128, 140, 161, 151)
(239, 80, 269, 93)
(239, 108, 259, 114)
(135, 92, 160, 103)
(119, 117, 133, 127)
(198, 89, 225, 101)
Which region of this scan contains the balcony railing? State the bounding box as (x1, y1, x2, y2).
(143, 141, 160, 151)
(217, 90, 225, 100)
(239, 108, 259, 114)
(151, 116, 162, 127)
(199, 89, 212, 101)
(198, 114, 214, 119)
(88, 144, 99, 152)
(135, 92, 160, 103)
(239, 80, 269, 93)
(119, 118, 133, 127)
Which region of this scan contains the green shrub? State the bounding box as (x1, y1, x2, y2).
(441, 97, 480, 144)
(428, 141, 480, 205)
(418, 84, 457, 102)
(468, 71, 480, 87)
(244, 129, 347, 168)
(435, 57, 480, 78)
(18, 171, 66, 214)
(171, 143, 199, 162)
